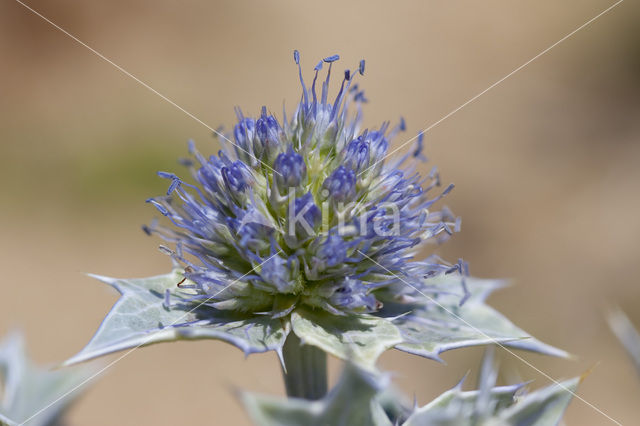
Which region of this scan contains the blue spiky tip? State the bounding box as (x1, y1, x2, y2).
(145, 52, 462, 316)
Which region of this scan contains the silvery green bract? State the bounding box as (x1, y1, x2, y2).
(0, 332, 95, 426)
(0, 413, 15, 426)
(403, 347, 579, 426)
(242, 353, 580, 426)
(66, 52, 566, 370)
(402, 377, 580, 426)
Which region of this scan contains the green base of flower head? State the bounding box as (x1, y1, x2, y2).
(65, 271, 567, 371)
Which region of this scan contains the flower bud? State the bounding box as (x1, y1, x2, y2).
(343, 136, 370, 172)
(322, 166, 356, 203)
(222, 161, 250, 193)
(233, 118, 256, 148)
(274, 150, 306, 189)
(255, 106, 281, 159)
(288, 192, 320, 242)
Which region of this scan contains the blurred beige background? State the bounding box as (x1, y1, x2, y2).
(1, 0, 639, 424)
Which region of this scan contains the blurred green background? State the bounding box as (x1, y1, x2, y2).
(1, 0, 639, 424)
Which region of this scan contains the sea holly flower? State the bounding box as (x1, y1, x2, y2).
(66, 52, 566, 398)
(242, 350, 581, 426)
(0, 332, 95, 426)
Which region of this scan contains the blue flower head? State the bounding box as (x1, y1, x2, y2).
(67, 51, 566, 370)
(145, 51, 461, 317)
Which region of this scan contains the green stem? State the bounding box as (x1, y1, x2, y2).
(281, 332, 327, 400)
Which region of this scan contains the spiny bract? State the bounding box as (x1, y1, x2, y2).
(145, 51, 463, 319)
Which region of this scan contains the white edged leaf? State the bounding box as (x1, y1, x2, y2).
(290, 307, 402, 369)
(493, 377, 580, 425)
(403, 378, 523, 426)
(64, 271, 288, 365)
(0, 332, 96, 426)
(392, 276, 568, 361)
(403, 376, 580, 426)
